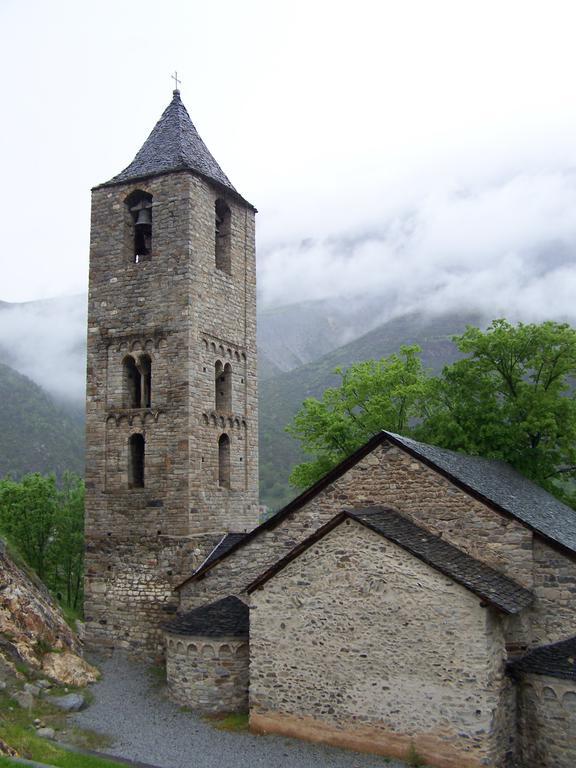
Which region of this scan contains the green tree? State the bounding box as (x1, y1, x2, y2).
(287, 346, 430, 488)
(52, 473, 85, 610)
(0, 472, 85, 611)
(0, 473, 58, 580)
(417, 319, 576, 499)
(287, 320, 576, 508)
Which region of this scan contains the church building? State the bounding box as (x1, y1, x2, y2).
(85, 91, 576, 768)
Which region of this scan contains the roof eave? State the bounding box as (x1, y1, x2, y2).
(92, 167, 257, 211)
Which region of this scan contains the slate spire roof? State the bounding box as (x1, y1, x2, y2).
(99, 90, 253, 207)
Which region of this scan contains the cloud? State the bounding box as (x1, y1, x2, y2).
(257, 169, 576, 326)
(0, 296, 87, 404)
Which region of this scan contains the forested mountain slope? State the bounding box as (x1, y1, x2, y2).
(0, 362, 84, 478)
(259, 311, 485, 509)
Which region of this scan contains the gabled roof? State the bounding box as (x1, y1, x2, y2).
(509, 636, 576, 681)
(196, 533, 247, 574)
(163, 595, 248, 638)
(387, 432, 576, 554)
(247, 507, 533, 615)
(97, 90, 254, 208)
(178, 430, 576, 588)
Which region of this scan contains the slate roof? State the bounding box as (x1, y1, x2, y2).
(98, 90, 254, 207)
(163, 595, 248, 637)
(247, 507, 533, 615)
(509, 636, 576, 681)
(386, 431, 576, 554)
(178, 430, 576, 588)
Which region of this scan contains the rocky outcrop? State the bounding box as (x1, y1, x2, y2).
(0, 539, 98, 686)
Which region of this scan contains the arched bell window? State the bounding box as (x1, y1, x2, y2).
(125, 190, 153, 263)
(218, 433, 230, 488)
(215, 198, 231, 273)
(128, 434, 145, 488)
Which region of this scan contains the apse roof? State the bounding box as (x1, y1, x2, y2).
(163, 595, 248, 638)
(509, 636, 576, 681)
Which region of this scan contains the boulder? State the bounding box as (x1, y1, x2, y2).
(12, 690, 34, 709)
(42, 651, 99, 688)
(24, 682, 41, 697)
(50, 692, 85, 712)
(36, 727, 55, 740)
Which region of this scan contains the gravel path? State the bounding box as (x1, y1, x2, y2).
(71, 654, 404, 768)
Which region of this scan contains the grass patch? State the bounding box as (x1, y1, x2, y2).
(146, 664, 165, 691)
(0, 687, 110, 765)
(405, 740, 427, 767)
(0, 751, 127, 768)
(59, 604, 83, 631)
(205, 712, 249, 732)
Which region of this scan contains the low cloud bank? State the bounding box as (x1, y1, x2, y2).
(3, 168, 576, 403)
(258, 170, 576, 325)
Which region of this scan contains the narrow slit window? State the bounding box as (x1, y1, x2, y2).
(218, 433, 230, 488)
(215, 199, 231, 273)
(215, 361, 232, 412)
(128, 434, 145, 488)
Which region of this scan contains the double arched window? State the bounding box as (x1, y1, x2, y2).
(123, 355, 152, 409)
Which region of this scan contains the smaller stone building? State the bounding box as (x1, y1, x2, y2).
(248, 508, 530, 768)
(164, 596, 249, 714)
(510, 636, 576, 767)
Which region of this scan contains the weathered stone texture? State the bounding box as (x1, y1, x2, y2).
(166, 633, 249, 713)
(182, 441, 576, 648)
(250, 520, 510, 768)
(517, 673, 576, 768)
(85, 168, 259, 655)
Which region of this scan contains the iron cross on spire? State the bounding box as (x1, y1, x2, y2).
(171, 71, 181, 91)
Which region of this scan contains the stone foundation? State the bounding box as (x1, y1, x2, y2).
(166, 632, 249, 713)
(250, 712, 487, 768)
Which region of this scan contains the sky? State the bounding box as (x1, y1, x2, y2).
(3, 0, 576, 321)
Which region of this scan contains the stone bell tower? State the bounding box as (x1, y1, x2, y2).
(84, 89, 259, 656)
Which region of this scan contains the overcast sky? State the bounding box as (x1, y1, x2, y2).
(2, 0, 576, 319)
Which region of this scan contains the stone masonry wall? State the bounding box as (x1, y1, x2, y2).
(516, 673, 576, 768)
(166, 633, 249, 713)
(182, 441, 576, 648)
(85, 167, 259, 656)
(250, 520, 510, 768)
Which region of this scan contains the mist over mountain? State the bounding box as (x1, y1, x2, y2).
(3, 167, 576, 499)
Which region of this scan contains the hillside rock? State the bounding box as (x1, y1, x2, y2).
(43, 651, 98, 687)
(0, 737, 18, 757)
(0, 539, 98, 686)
